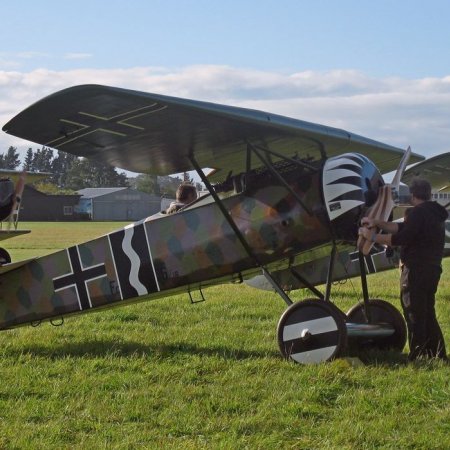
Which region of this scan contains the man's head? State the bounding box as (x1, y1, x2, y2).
(409, 178, 432, 203)
(176, 183, 197, 204)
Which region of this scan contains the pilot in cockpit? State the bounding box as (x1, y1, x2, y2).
(165, 183, 198, 214)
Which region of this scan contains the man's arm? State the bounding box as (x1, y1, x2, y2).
(359, 226, 393, 246)
(359, 217, 399, 247)
(361, 217, 399, 234)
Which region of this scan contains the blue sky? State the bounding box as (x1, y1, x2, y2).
(1, 0, 450, 165)
(3, 0, 450, 77)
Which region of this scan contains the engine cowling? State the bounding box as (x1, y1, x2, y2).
(322, 153, 384, 241)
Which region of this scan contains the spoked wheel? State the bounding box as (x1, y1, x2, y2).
(0, 247, 11, 265)
(346, 299, 407, 351)
(277, 299, 347, 364)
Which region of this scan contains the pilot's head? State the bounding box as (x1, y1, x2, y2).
(176, 183, 198, 204)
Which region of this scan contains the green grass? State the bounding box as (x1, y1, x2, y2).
(3, 221, 130, 260)
(1, 222, 449, 449)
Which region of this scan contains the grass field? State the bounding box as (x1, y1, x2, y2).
(1, 222, 449, 449)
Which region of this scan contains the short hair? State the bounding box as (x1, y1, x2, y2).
(409, 178, 431, 201)
(176, 183, 197, 202)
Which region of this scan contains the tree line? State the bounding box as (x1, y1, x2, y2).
(0, 146, 128, 193)
(0, 146, 201, 197)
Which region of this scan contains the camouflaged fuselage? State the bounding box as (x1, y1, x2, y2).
(0, 170, 332, 329)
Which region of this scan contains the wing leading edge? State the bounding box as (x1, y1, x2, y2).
(2, 84, 423, 177)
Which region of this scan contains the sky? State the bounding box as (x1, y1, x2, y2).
(1, 0, 450, 172)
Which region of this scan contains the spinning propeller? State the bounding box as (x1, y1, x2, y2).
(358, 146, 411, 255)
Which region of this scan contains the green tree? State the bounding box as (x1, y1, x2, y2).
(31, 146, 53, 172)
(65, 158, 129, 190)
(23, 148, 34, 171)
(34, 182, 77, 195)
(0, 146, 21, 169)
(158, 175, 183, 198)
(135, 174, 160, 195)
(51, 151, 77, 186)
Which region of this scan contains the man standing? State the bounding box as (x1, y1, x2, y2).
(360, 179, 448, 361)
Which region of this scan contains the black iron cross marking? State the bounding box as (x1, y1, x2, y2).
(53, 246, 107, 310)
(349, 249, 384, 274)
(46, 103, 167, 148)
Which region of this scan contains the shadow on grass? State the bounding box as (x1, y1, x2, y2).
(7, 339, 280, 361)
(9, 341, 446, 368)
(358, 349, 449, 369)
(353, 349, 410, 367)
(10, 340, 430, 369)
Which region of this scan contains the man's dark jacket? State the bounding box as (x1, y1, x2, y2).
(391, 201, 448, 267)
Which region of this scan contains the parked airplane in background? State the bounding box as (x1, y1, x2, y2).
(1, 84, 445, 364)
(0, 169, 51, 263)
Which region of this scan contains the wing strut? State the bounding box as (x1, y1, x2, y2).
(290, 267, 325, 300)
(251, 143, 318, 172)
(324, 243, 337, 302)
(358, 251, 372, 323)
(246, 143, 316, 216)
(188, 151, 293, 306)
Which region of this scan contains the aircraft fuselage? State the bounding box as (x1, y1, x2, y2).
(0, 152, 384, 330)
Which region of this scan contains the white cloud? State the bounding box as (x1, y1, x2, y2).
(0, 53, 21, 70)
(0, 52, 51, 71)
(63, 53, 93, 60)
(1, 66, 449, 162)
(17, 51, 50, 59)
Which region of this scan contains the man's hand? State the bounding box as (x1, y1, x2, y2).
(358, 227, 373, 241)
(361, 217, 378, 228)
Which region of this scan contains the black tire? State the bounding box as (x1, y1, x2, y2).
(346, 299, 407, 351)
(277, 299, 347, 364)
(0, 247, 11, 265)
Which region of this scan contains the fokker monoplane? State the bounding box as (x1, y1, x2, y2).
(1, 84, 442, 364)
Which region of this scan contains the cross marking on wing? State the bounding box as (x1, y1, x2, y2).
(45, 103, 168, 148)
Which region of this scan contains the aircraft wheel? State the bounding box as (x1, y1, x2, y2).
(346, 299, 407, 351)
(0, 247, 11, 265)
(277, 299, 347, 364)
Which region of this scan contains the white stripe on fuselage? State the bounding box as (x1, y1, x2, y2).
(122, 225, 147, 295)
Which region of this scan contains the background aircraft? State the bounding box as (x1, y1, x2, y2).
(0, 169, 51, 264)
(0, 85, 433, 364)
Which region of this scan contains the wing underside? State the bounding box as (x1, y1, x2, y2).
(2, 84, 424, 178)
(402, 152, 450, 191)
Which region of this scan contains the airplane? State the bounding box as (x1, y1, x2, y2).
(0, 84, 437, 364)
(0, 169, 51, 264)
